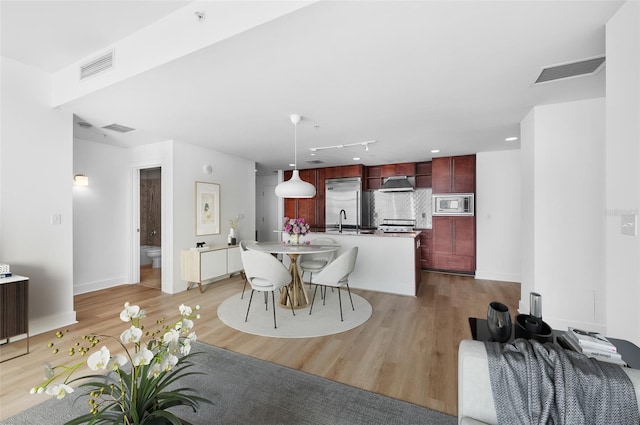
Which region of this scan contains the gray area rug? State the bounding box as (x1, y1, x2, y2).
(2, 342, 456, 425)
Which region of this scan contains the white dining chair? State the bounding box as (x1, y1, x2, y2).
(239, 240, 257, 299)
(299, 237, 336, 288)
(308, 246, 358, 321)
(241, 249, 295, 328)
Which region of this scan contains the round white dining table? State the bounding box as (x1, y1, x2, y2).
(249, 242, 340, 309)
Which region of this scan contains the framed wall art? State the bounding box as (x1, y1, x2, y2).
(195, 181, 220, 235)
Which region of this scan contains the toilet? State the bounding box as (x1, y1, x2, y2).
(146, 248, 162, 268)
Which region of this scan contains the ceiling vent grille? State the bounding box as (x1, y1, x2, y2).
(102, 123, 136, 133)
(80, 50, 114, 80)
(306, 159, 325, 165)
(535, 56, 605, 84)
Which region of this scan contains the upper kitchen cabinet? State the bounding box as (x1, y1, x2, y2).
(365, 162, 421, 190)
(364, 165, 382, 190)
(432, 155, 476, 193)
(415, 161, 432, 188)
(380, 162, 416, 177)
(324, 165, 363, 179)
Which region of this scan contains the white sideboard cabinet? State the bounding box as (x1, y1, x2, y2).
(180, 244, 242, 293)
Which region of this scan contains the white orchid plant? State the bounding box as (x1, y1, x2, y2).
(31, 302, 209, 425)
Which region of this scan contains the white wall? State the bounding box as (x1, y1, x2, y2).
(74, 139, 255, 296)
(73, 139, 128, 294)
(1, 57, 76, 335)
(605, 0, 640, 343)
(475, 150, 521, 282)
(520, 98, 606, 333)
(172, 141, 255, 293)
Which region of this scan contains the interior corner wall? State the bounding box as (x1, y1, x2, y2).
(520, 98, 606, 333)
(73, 139, 128, 294)
(1, 57, 76, 335)
(475, 150, 521, 283)
(605, 0, 640, 344)
(172, 141, 256, 294)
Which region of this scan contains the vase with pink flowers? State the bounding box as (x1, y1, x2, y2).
(283, 217, 310, 244)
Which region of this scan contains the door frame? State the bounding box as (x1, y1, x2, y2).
(130, 162, 163, 288)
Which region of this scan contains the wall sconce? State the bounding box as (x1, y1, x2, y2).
(74, 174, 89, 187)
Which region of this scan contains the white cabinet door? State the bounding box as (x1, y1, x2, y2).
(200, 250, 227, 281)
(227, 247, 242, 273)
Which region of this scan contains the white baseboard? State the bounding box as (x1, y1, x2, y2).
(474, 270, 521, 283)
(73, 276, 128, 295)
(30, 311, 77, 336)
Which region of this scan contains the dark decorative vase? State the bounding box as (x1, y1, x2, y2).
(514, 292, 553, 343)
(487, 301, 512, 342)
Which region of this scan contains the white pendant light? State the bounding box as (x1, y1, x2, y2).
(275, 114, 317, 198)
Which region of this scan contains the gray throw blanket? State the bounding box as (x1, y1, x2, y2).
(485, 339, 639, 425)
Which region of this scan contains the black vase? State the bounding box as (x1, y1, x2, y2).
(487, 302, 512, 342)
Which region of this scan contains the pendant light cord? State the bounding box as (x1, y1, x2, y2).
(293, 120, 298, 170)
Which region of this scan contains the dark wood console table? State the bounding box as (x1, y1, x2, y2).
(0, 275, 29, 362)
(469, 317, 640, 369)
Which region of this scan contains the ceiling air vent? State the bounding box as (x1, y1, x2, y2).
(80, 50, 114, 80)
(306, 160, 325, 165)
(102, 123, 136, 133)
(77, 121, 92, 128)
(535, 56, 605, 84)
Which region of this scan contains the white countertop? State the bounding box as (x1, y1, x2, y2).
(0, 275, 29, 284)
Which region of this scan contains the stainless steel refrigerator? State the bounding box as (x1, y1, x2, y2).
(325, 177, 369, 229)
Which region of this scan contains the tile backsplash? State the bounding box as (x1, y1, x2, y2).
(368, 188, 432, 229)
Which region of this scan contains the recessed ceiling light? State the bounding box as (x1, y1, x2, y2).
(289, 163, 295, 167)
(431, 149, 440, 153)
(505, 136, 518, 142)
(353, 157, 360, 161)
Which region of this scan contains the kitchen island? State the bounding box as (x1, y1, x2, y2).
(296, 230, 421, 297)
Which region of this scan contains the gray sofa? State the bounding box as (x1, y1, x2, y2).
(457, 339, 640, 425)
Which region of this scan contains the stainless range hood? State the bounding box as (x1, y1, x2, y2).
(379, 176, 415, 192)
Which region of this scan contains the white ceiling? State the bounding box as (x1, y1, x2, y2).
(1, 1, 623, 174)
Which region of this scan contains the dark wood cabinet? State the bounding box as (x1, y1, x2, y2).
(432, 155, 475, 193)
(418, 229, 433, 270)
(324, 164, 363, 179)
(431, 216, 475, 273)
(380, 162, 416, 177)
(415, 235, 422, 292)
(364, 166, 382, 190)
(283, 169, 325, 227)
(0, 276, 29, 361)
(365, 162, 417, 190)
(415, 161, 432, 188)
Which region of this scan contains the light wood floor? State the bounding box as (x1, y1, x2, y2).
(0, 271, 520, 420)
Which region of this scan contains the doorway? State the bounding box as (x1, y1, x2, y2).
(139, 167, 162, 289)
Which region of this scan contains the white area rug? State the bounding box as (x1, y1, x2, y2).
(217, 289, 373, 338)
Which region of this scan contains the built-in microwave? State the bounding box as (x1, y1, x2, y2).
(432, 193, 474, 216)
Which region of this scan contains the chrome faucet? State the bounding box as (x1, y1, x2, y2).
(339, 209, 347, 233)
